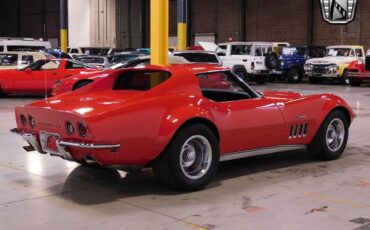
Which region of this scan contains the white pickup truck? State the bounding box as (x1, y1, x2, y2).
(200, 42, 280, 84)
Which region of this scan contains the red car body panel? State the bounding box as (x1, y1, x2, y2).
(0, 59, 95, 95)
(13, 65, 355, 165)
(347, 59, 370, 82)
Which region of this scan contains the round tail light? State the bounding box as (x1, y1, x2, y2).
(78, 123, 88, 137)
(66, 122, 75, 135)
(28, 116, 36, 128)
(20, 114, 27, 127)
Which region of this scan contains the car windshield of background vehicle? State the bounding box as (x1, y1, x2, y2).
(231, 45, 251, 55)
(0, 54, 18, 66)
(112, 54, 142, 64)
(174, 53, 219, 64)
(66, 60, 92, 69)
(326, 48, 354, 57)
(7, 45, 46, 52)
(77, 57, 105, 64)
(113, 71, 171, 91)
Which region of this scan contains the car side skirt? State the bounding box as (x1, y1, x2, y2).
(220, 145, 307, 162)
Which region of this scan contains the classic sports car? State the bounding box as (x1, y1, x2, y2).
(11, 65, 354, 191)
(0, 59, 95, 95)
(52, 55, 189, 96)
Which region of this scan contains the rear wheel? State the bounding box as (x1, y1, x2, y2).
(233, 67, 248, 82)
(308, 110, 349, 161)
(340, 70, 350, 85)
(349, 77, 363, 87)
(152, 124, 219, 191)
(287, 68, 301, 83)
(256, 75, 267, 84)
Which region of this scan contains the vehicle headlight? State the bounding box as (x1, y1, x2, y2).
(304, 64, 313, 71)
(280, 61, 284, 66)
(329, 64, 338, 72)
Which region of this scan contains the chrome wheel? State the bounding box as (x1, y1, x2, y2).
(326, 118, 345, 152)
(180, 135, 212, 180)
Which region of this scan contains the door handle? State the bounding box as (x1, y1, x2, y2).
(51, 72, 58, 75)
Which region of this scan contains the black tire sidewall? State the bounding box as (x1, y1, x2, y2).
(166, 124, 220, 190)
(233, 67, 248, 81)
(265, 53, 278, 69)
(310, 110, 349, 160)
(287, 68, 300, 83)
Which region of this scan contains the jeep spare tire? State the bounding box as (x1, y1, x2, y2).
(265, 52, 279, 69)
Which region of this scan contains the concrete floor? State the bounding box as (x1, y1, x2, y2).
(1, 82, 370, 230)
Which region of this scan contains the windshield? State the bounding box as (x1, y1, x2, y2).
(174, 52, 219, 64)
(76, 57, 105, 64)
(326, 48, 353, 57)
(111, 54, 144, 64)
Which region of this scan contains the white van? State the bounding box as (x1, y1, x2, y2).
(0, 38, 52, 52)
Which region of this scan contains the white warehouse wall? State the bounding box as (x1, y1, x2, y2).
(68, 0, 91, 47)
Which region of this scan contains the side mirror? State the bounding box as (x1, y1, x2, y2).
(24, 68, 32, 73)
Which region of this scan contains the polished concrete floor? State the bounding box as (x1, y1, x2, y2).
(1, 82, 370, 230)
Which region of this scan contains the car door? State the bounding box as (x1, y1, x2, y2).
(197, 71, 286, 154)
(14, 60, 61, 93)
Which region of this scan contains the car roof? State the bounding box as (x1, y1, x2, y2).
(0, 51, 46, 55)
(174, 50, 217, 55)
(327, 45, 363, 49)
(218, 41, 273, 46)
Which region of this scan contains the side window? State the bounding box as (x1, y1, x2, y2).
(0, 46, 3, 52)
(197, 71, 252, 102)
(356, 49, 363, 57)
(70, 49, 78, 53)
(262, 46, 273, 56)
(254, 46, 262, 56)
(113, 71, 171, 91)
(0, 54, 18, 66)
(231, 45, 250, 55)
(65, 60, 87, 69)
(349, 49, 355, 57)
(40, 61, 60, 70)
(21, 55, 34, 65)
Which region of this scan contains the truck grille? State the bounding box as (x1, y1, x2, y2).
(312, 65, 329, 74)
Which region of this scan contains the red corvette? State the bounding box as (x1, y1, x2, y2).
(0, 59, 95, 95)
(11, 65, 355, 190)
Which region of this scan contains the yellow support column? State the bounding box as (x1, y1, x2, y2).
(150, 0, 169, 66)
(60, 29, 68, 53)
(177, 0, 187, 51)
(60, 0, 68, 53)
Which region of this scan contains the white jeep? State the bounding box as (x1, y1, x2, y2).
(200, 42, 279, 84)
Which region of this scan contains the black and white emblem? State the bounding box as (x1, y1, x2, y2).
(320, 0, 358, 24)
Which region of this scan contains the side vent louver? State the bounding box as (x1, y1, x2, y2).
(289, 123, 309, 139)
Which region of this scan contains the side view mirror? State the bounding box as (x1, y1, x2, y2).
(24, 68, 32, 73)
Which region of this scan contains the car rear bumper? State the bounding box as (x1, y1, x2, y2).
(10, 128, 120, 161)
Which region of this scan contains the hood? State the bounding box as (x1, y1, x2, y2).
(29, 91, 145, 117)
(306, 56, 358, 65)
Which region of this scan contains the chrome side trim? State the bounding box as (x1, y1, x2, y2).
(220, 145, 307, 162)
(57, 141, 120, 149)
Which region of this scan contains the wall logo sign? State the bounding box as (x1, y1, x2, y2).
(320, 0, 358, 24)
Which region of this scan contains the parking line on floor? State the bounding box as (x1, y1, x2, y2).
(304, 192, 370, 209)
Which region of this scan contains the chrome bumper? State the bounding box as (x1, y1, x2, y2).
(10, 128, 120, 161)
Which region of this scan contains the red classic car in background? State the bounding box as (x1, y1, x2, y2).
(11, 65, 354, 191)
(0, 59, 95, 95)
(347, 53, 370, 86)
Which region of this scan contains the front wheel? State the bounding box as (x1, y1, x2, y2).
(152, 124, 219, 191)
(287, 68, 301, 83)
(349, 77, 363, 87)
(308, 110, 349, 161)
(340, 70, 350, 85)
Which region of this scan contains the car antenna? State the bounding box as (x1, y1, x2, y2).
(44, 59, 48, 100)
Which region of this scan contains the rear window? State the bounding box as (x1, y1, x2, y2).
(113, 71, 171, 91)
(231, 45, 251, 55)
(77, 57, 104, 64)
(7, 45, 45, 51)
(0, 54, 18, 66)
(174, 53, 219, 63)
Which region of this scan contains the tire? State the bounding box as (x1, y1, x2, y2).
(0, 85, 3, 97)
(287, 68, 302, 83)
(73, 80, 93, 91)
(340, 70, 350, 85)
(233, 66, 248, 82)
(152, 124, 220, 191)
(256, 75, 267, 84)
(349, 77, 363, 87)
(308, 110, 349, 161)
(265, 52, 279, 69)
(309, 76, 323, 84)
